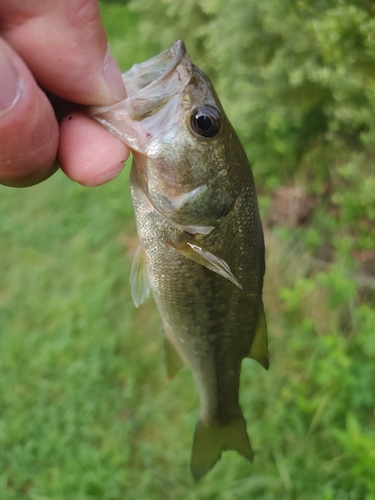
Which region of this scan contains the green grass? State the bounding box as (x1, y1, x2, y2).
(1, 2, 375, 499)
(2, 173, 375, 500)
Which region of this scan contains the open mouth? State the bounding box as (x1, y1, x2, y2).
(88, 40, 191, 150)
(122, 40, 187, 98)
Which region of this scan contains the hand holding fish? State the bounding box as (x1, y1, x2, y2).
(0, 0, 129, 187)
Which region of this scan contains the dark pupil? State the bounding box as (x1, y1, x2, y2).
(196, 115, 212, 131)
(190, 105, 221, 138)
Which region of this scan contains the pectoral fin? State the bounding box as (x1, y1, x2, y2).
(130, 244, 151, 307)
(164, 336, 185, 379)
(169, 235, 242, 289)
(248, 300, 269, 369)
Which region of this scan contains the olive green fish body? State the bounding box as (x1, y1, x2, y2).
(89, 41, 268, 480)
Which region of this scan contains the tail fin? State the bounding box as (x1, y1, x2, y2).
(190, 414, 253, 481)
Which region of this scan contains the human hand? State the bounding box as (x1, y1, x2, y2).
(0, 0, 130, 187)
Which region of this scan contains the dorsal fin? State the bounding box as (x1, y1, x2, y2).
(248, 300, 269, 369)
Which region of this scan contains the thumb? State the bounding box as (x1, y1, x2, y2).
(0, 38, 59, 186)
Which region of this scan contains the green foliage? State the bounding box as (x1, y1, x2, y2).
(274, 254, 375, 499)
(131, 0, 375, 179)
(0, 1, 374, 499)
(130, 0, 375, 258)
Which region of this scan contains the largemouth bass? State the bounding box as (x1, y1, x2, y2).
(89, 41, 268, 481)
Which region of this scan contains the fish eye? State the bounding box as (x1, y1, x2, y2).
(190, 105, 221, 139)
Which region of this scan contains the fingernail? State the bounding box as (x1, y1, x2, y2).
(80, 161, 125, 187)
(103, 45, 127, 102)
(0, 50, 22, 115)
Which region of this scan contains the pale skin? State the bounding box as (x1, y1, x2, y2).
(0, 0, 130, 187)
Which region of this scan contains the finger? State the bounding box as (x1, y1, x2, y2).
(59, 110, 130, 186)
(0, 38, 59, 187)
(0, 0, 126, 105)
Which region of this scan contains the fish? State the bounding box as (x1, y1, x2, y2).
(88, 40, 268, 481)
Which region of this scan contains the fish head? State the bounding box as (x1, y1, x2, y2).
(89, 40, 238, 229)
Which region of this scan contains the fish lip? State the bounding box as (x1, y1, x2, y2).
(88, 41, 191, 151)
(122, 40, 187, 98)
(89, 40, 188, 117)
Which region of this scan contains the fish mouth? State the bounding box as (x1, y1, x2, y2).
(122, 40, 187, 99)
(89, 40, 191, 150)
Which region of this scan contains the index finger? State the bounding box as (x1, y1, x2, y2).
(0, 0, 126, 105)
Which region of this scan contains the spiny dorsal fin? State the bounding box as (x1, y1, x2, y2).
(169, 234, 242, 289)
(248, 300, 269, 369)
(129, 244, 150, 307)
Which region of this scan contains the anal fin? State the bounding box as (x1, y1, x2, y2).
(164, 336, 185, 380)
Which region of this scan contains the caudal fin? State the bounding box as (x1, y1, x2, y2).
(190, 414, 253, 481)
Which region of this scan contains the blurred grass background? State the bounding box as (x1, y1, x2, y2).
(1, 1, 375, 498)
